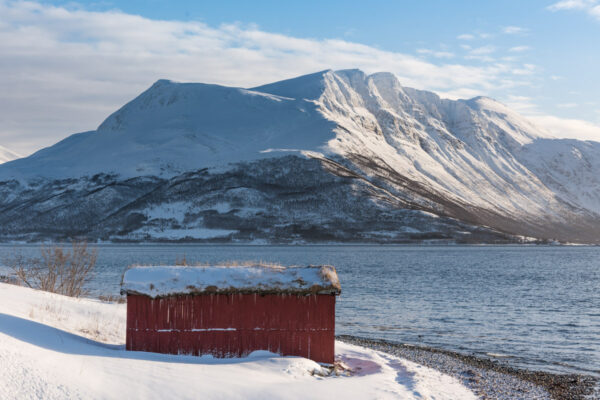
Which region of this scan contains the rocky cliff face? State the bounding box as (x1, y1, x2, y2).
(1, 69, 599, 243)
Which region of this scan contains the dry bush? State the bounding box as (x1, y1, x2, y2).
(98, 295, 126, 304)
(175, 255, 188, 266)
(7, 241, 97, 297)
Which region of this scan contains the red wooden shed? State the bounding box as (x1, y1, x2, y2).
(120, 264, 341, 364)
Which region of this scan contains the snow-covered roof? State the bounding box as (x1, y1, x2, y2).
(121, 265, 341, 297)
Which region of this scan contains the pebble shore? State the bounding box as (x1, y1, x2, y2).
(337, 335, 598, 400)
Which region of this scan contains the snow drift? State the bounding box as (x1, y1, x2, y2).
(0, 283, 476, 399)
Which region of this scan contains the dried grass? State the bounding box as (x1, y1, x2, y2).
(98, 295, 126, 304)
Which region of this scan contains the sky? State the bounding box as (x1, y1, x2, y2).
(1, 0, 600, 155)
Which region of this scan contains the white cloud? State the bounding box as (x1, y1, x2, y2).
(529, 115, 600, 141)
(464, 45, 497, 63)
(501, 95, 600, 142)
(548, 0, 593, 11)
(469, 45, 496, 55)
(0, 0, 542, 155)
(547, 0, 600, 20)
(509, 46, 530, 52)
(465, 55, 496, 63)
(457, 34, 475, 40)
(417, 49, 454, 58)
(512, 64, 537, 76)
(436, 87, 486, 100)
(504, 95, 539, 113)
(4, 0, 598, 155)
(502, 26, 527, 34)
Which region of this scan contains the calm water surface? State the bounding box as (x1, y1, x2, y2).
(1, 244, 598, 376)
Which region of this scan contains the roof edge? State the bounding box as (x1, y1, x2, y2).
(120, 264, 341, 298)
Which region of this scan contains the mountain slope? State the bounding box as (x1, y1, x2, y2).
(1, 69, 599, 243)
(0, 80, 335, 179)
(256, 70, 600, 241)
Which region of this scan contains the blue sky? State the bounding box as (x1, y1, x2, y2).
(1, 0, 600, 154)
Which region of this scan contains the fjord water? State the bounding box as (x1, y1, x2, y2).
(1, 244, 598, 376)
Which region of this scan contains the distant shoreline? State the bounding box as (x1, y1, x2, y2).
(1, 241, 596, 246)
(337, 335, 599, 400)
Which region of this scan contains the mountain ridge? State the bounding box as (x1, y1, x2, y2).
(1, 69, 599, 243)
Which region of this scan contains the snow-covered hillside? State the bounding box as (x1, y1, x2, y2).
(1, 69, 599, 243)
(0, 283, 476, 399)
(0, 145, 20, 164)
(0, 80, 335, 179)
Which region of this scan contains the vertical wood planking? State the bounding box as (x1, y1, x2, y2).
(126, 293, 336, 363)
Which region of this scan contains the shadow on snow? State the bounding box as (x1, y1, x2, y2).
(0, 313, 278, 365)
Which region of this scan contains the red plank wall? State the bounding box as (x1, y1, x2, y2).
(126, 293, 336, 364)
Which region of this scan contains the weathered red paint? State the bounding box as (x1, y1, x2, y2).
(126, 293, 336, 364)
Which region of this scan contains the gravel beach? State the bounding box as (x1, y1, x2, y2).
(337, 335, 598, 400)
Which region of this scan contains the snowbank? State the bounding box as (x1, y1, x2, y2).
(0, 283, 475, 399)
(121, 265, 341, 297)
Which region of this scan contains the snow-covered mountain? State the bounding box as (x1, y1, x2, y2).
(1, 69, 599, 243)
(0, 146, 20, 164)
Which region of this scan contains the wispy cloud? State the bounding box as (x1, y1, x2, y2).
(504, 95, 539, 113)
(417, 49, 454, 58)
(502, 26, 527, 34)
(547, 0, 600, 20)
(0, 0, 542, 154)
(512, 64, 537, 76)
(457, 32, 491, 40)
(504, 94, 600, 142)
(4, 1, 595, 153)
(509, 46, 531, 52)
(464, 45, 496, 62)
(557, 103, 579, 108)
(529, 115, 600, 141)
(469, 45, 496, 55)
(548, 0, 594, 10)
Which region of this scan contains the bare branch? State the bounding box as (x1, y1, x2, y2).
(4, 240, 97, 297)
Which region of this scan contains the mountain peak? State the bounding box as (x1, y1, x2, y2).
(464, 96, 507, 111)
(0, 69, 559, 182)
(152, 78, 177, 86)
(334, 69, 368, 81)
(251, 69, 334, 100)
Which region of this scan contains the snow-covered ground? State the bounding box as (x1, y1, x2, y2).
(0, 283, 476, 399)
